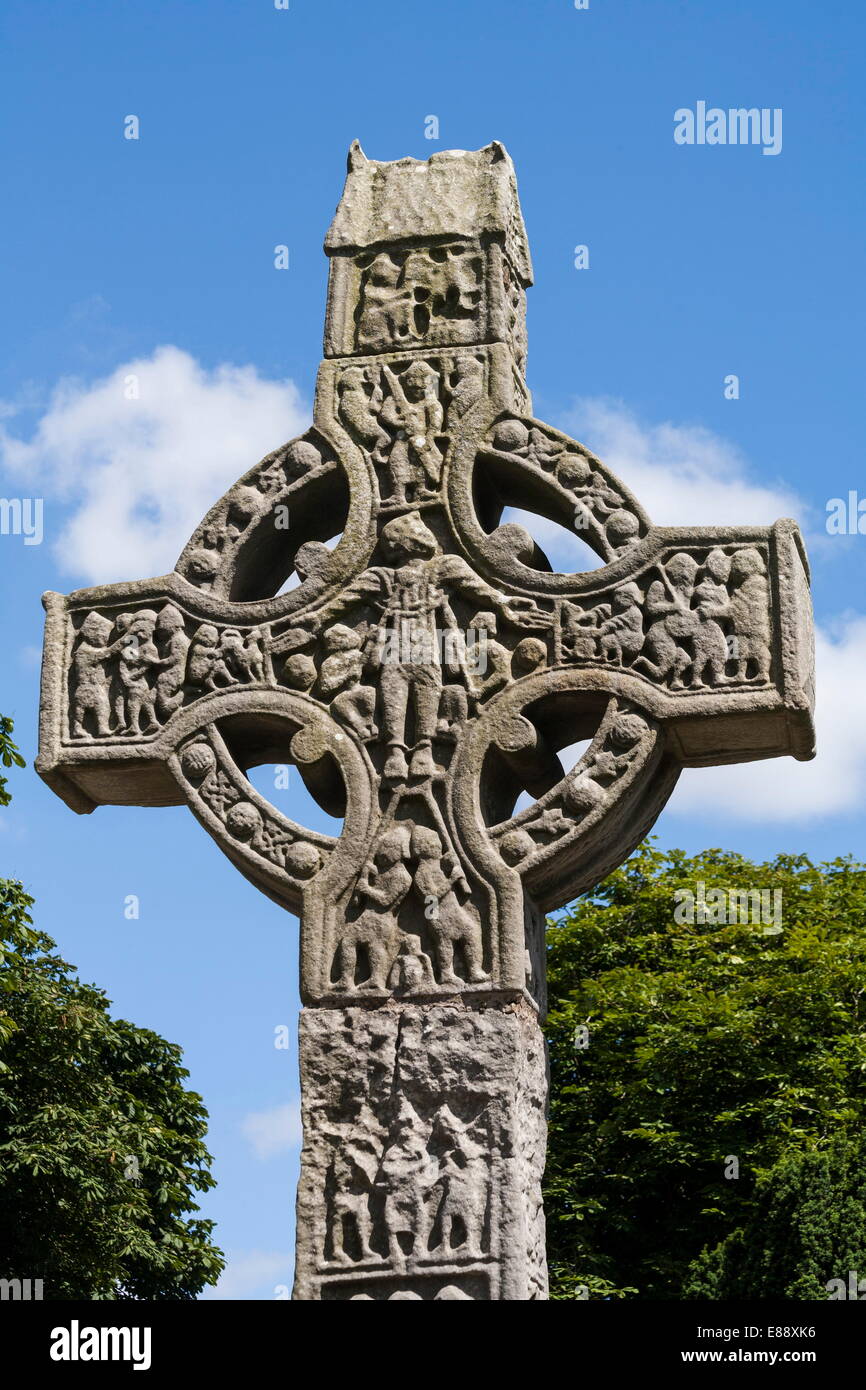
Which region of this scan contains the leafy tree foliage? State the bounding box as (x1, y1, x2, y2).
(544, 843, 866, 1300)
(0, 716, 25, 808)
(0, 722, 223, 1298)
(685, 1134, 866, 1299)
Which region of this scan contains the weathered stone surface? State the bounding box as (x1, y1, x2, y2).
(293, 1003, 547, 1301)
(36, 141, 816, 1300)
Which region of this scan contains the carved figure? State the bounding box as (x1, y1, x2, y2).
(598, 582, 645, 663)
(356, 253, 412, 349)
(728, 548, 771, 683)
(379, 361, 444, 499)
(330, 1103, 384, 1263)
(70, 612, 120, 738)
(387, 932, 436, 992)
(380, 1099, 436, 1266)
(411, 825, 487, 986)
(154, 604, 190, 719)
(431, 1106, 489, 1258)
(632, 553, 699, 689)
(336, 826, 412, 991)
(338, 366, 391, 461)
(116, 609, 162, 734)
(351, 511, 535, 780)
(319, 623, 377, 740)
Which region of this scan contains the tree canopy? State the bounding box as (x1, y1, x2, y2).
(0, 721, 223, 1298)
(544, 843, 866, 1300)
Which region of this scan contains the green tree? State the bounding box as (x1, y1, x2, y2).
(0, 716, 25, 808)
(0, 722, 224, 1298)
(685, 1134, 866, 1299)
(544, 843, 866, 1300)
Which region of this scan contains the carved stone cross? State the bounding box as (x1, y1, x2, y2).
(37, 142, 815, 1301)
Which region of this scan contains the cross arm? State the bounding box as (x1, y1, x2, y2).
(547, 518, 816, 766)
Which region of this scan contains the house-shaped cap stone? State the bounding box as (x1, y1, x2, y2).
(324, 140, 534, 285)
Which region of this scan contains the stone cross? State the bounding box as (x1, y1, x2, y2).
(37, 143, 816, 1301)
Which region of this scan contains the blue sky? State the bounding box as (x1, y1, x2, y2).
(1, 0, 864, 1298)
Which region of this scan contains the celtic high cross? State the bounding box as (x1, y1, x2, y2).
(37, 143, 815, 1301)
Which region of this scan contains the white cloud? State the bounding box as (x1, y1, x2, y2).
(502, 398, 807, 575)
(563, 396, 805, 531)
(241, 1101, 302, 1160)
(0, 346, 309, 584)
(512, 399, 859, 823)
(669, 615, 866, 822)
(206, 1250, 293, 1300)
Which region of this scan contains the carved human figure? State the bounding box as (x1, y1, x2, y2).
(329, 1103, 385, 1264)
(466, 610, 511, 701)
(445, 354, 484, 428)
(154, 604, 190, 719)
(70, 611, 121, 738)
(694, 548, 731, 622)
(336, 826, 412, 991)
(379, 1099, 435, 1267)
(337, 366, 391, 462)
(356, 253, 411, 350)
(690, 548, 734, 687)
(379, 361, 444, 499)
(387, 932, 436, 993)
(344, 511, 535, 781)
(187, 623, 222, 691)
(632, 553, 698, 689)
(110, 613, 135, 730)
(318, 623, 377, 740)
(560, 600, 606, 661)
(598, 582, 645, 664)
(116, 609, 162, 735)
(728, 548, 771, 683)
(411, 825, 488, 987)
(431, 1106, 489, 1259)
